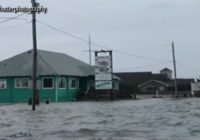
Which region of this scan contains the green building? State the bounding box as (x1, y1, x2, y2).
(0, 50, 119, 103)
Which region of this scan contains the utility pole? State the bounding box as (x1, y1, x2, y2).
(32, 0, 38, 110)
(89, 34, 92, 65)
(172, 42, 178, 98)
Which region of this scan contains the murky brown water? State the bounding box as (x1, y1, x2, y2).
(0, 98, 200, 140)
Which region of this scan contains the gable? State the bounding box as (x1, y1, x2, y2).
(138, 80, 168, 88)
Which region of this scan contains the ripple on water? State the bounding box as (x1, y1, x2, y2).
(41, 129, 100, 139)
(78, 128, 99, 135)
(0, 123, 12, 128)
(190, 129, 200, 135)
(40, 129, 74, 139)
(8, 132, 32, 138)
(26, 119, 44, 123)
(0, 110, 6, 115)
(67, 115, 83, 120)
(97, 120, 109, 124)
(105, 114, 114, 118)
(93, 111, 105, 116)
(63, 121, 74, 125)
(191, 112, 200, 118)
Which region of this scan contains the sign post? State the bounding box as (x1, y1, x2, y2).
(95, 50, 114, 100)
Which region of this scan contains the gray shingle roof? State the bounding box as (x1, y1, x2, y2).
(0, 49, 94, 77)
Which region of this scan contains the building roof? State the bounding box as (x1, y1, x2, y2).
(138, 79, 195, 88)
(115, 72, 169, 86)
(138, 80, 169, 88)
(0, 49, 94, 77)
(115, 71, 194, 91)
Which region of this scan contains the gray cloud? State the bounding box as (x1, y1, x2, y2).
(0, 0, 199, 78)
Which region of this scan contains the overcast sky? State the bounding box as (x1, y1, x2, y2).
(0, 0, 199, 78)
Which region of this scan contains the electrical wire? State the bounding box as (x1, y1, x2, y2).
(41, 1, 173, 62)
(37, 20, 171, 62)
(0, 16, 31, 23)
(115, 62, 171, 71)
(0, 13, 26, 24)
(37, 20, 89, 43)
(0, 22, 31, 31)
(177, 61, 200, 73)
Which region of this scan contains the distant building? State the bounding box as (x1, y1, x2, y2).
(138, 78, 194, 96)
(115, 68, 194, 96)
(0, 49, 119, 103)
(138, 80, 168, 94)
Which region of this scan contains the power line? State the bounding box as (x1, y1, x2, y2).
(37, 20, 171, 62)
(0, 13, 26, 24)
(38, 2, 171, 62)
(37, 20, 89, 43)
(0, 22, 31, 31)
(177, 61, 200, 73)
(115, 62, 171, 71)
(0, 16, 31, 23)
(89, 40, 171, 62)
(176, 62, 199, 79)
(44, 0, 172, 57)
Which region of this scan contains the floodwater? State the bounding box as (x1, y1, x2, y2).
(0, 98, 200, 140)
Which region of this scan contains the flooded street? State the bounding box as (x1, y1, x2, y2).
(1, 98, 200, 140)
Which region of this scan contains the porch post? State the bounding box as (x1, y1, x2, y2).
(55, 76, 58, 102)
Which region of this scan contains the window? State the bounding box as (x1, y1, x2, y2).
(69, 78, 76, 89)
(15, 78, 28, 88)
(43, 78, 54, 89)
(0, 79, 7, 89)
(58, 78, 66, 89)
